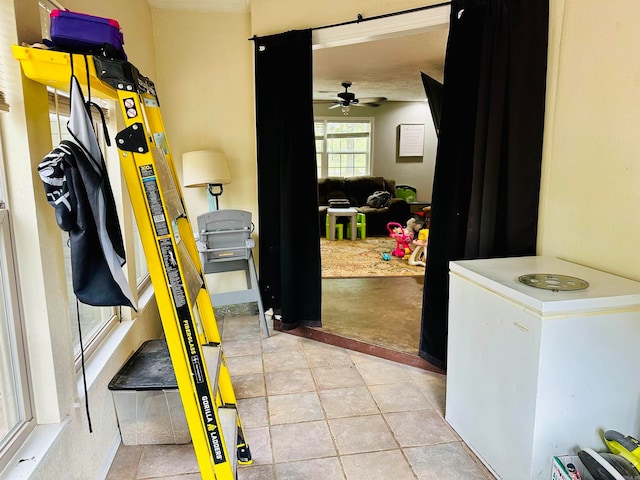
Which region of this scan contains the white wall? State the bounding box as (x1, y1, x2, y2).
(149, 9, 256, 295)
(315, 101, 437, 201)
(539, 0, 640, 281)
(149, 9, 256, 221)
(372, 102, 437, 201)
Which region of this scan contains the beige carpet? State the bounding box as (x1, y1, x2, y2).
(320, 237, 425, 278)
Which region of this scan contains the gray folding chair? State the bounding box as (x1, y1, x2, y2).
(196, 209, 269, 338)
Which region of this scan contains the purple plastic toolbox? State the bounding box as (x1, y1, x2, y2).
(50, 9, 126, 59)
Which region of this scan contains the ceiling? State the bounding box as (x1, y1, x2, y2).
(146, 0, 249, 13)
(312, 28, 448, 103)
(146, 0, 449, 103)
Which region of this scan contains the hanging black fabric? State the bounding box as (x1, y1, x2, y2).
(37, 57, 136, 309)
(254, 29, 322, 329)
(419, 0, 549, 369)
(420, 72, 443, 136)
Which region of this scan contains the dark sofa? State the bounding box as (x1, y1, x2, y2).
(318, 176, 411, 237)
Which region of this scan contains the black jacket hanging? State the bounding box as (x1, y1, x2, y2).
(38, 139, 135, 309)
(38, 65, 135, 309)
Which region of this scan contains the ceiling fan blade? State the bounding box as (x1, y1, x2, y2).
(328, 103, 342, 109)
(358, 97, 388, 104)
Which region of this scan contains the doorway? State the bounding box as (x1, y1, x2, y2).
(310, 5, 449, 359)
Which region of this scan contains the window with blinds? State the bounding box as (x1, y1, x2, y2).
(314, 118, 373, 178)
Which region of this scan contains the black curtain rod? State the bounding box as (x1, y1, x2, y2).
(249, 1, 452, 41)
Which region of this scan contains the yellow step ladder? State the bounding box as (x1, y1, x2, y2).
(13, 45, 251, 480)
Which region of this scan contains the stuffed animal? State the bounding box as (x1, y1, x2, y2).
(405, 217, 419, 236)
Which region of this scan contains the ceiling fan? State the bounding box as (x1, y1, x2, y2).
(318, 82, 387, 115)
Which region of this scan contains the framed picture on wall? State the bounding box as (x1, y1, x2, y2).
(398, 123, 425, 157)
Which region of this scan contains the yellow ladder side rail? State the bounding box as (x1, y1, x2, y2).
(113, 88, 234, 480)
(140, 88, 253, 465)
(137, 91, 221, 343)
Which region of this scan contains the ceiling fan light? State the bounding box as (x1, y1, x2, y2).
(341, 105, 350, 115)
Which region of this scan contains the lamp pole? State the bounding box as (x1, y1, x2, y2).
(207, 183, 224, 211)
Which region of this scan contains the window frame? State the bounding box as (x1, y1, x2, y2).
(314, 117, 374, 178)
(0, 1, 37, 470)
(0, 176, 35, 474)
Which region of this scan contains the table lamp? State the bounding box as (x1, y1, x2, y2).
(182, 150, 232, 210)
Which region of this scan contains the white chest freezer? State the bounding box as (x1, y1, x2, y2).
(445, 256, 640, 480)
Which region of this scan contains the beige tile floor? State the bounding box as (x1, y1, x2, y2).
(106, 314, 493, 480)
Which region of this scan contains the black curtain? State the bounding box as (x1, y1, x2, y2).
(254, 30, 322, 329)
(420, 0, 549, 369)
(420, 72, 443, 136)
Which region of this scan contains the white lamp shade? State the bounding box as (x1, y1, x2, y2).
(183, 150, 232, 187)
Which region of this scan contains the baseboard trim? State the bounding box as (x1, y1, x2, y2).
(273, 320, 445, 375)
(98, 431, 122, 480)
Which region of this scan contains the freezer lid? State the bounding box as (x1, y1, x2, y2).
(449, 256, 640, 315)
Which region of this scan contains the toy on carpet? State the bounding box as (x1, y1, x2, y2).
(408, 227, 429, 266)
(386, 222, 413, 258)
(404, 213, 429, 266)
(405, 215, 425, 236)
(381, 252, 391, 261)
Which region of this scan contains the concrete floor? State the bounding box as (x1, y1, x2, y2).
(320, 277, 424, 356)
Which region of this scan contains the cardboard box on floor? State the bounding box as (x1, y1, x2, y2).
(552, 455, 595, 480)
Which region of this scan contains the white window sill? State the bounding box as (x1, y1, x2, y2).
(0, 422, 68, 480)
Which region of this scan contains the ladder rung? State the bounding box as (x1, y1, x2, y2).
(202, 246, 250, 254)
(201, 343, 222, 397)
(212, 290, 260, 306)
(200, 228, 251, 236)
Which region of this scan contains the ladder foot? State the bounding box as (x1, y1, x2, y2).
(237, 434, 252, 464)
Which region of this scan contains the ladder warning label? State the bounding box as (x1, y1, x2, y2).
(160, 238, 185, 307)
(159, 237, 226, 464)
(140, 164, 169, 236)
